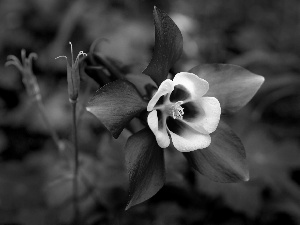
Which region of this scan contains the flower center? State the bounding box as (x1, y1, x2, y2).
(171, 101, 184, 120)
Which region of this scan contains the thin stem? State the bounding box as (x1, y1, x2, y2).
(36, 98, 62, 151)
(71, 101, 80, 224)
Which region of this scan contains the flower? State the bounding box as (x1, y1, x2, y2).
(86, 6, 264, 209)
(147, 72, 221, 152)
(6, 49, 41, 101)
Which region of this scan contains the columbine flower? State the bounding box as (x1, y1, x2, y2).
(147, 72, 221, 152)
(86, 6, 264, 209)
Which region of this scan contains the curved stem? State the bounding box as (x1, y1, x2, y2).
(36, 98, 62, 152)
(93, 52, 125, 80)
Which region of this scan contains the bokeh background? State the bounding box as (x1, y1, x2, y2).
(1, 0, 300, 224)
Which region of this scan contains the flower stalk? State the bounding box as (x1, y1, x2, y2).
(6, 50, 62, 152)
(56, 42, 86, 224)
(71, 100, 80, 224)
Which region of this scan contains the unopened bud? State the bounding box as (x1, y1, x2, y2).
(56, 42, 87, 103)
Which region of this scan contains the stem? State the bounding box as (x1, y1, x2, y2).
(71, 100, 80, 224)
(36, 97, 62, 151)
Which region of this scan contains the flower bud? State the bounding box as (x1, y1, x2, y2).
(56, 42, 87, 103)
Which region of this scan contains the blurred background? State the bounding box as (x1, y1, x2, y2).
(1, 0, 300, 224)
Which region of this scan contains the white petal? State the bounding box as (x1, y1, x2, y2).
(168, 125, 211, 152)
(147, 79, 174, 111)
(147, 110, 170, 148)
(173, 72, 209, 100)
(184, 97, 221, 134)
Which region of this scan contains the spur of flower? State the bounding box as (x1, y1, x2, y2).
(86, 6, 264, 209)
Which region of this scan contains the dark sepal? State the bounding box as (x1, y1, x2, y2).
(81, 55, 111, 86)
(189, 64, 264, 114)
(87, 80, 147, 138)
(125, 128, 165, 209)
(183, 119, 249, 183)
(143, 6, 183, 86)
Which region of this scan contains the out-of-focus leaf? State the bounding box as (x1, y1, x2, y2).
(44, 133, 129, 223)
(154, 202, 184, 224)
(44, 154, 87, 225)
(87, 80, 147, 138)
(244, 126, 300, 186)
(96, 131, 128, 190)
(189, 64, 264, 114)
(196, 176, 262, 218)
(0, 162, 44, 209)
(143, 6, 183, 86)
(86, 52, 125, 81)
(184, 119, 249, 183)
(271, 199, 300, 225)
(0, 82, 71, 134)
(125, 128, 165, 209)
(222, 112, 300, 218)
(92, 21, 152, 67)
(0, 151, 54, 224)
(0, 131, 8, 153)
(251, 74, 300, 137)
(229, 50, 300, 73)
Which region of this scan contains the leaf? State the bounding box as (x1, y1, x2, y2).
(251, 74, 300, 137)
(196, 176, 262, 218)
(0, 164, 47, 224)
(87, 80, 147, 138)
(125, 128, 165, 209)
(143, 6, 183, 86)
(244, 125, 300, 186)
(183, 119, 249, 183)
(189, 64, 264, 114)
(82, 58, 111, 86)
